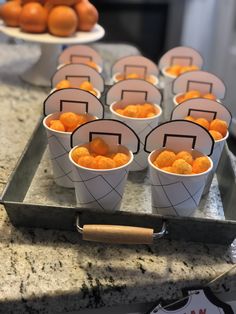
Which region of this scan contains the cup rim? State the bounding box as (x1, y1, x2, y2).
(110, 101, 162, 121)
(148, 149, 213, 177)
(69, 145, 134, 173)
(161, 66, 177, 79)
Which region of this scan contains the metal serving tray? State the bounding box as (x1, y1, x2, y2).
(1, 117, 236, 245)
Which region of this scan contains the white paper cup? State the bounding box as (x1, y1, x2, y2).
(112, 73, 159, 86)
(110, 102, 162, 171)
(69, 145, 133, 210)
(203, 131, 229, 194)
(161, 67, 177, 121)
(148, 149, 213, 216)
(43, 112, 95, 188)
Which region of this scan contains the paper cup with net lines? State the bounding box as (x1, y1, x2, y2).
(69, 119, 140, 211)
(106, 79, 162, 171)
(158, 46, 203, 121)
(57, 44, 103, 73)
(51, 63, 104, 99)
(145, 120, 214, 216)
(171, 97, 232, 194)
(172, 70, 226, 110)
(43, 88, 104, 188)
(111, 55, 159, 86)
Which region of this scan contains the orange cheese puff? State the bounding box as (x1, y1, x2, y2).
(209, 130, 223, 141)
(184, 116, 195, 122)
(123, 105, 139, 118)
(71, 146, 90, 163)
(113, 153, 130, 167)
(161, 166, 175, 173)
(77, 114, 89, 125)
(176, 151, 193, 165)
(56, 79, 71, 90)
(90, 137, 109, 155)
(96, 156, 116, 169)
(195, 118, 210, 130)
(88, 89, 97, 96)
(115, 108, 124, 116)
(172, 159, 192, 174)
(184, 90, 201, 100)
(166, 64, 181, 76)
(116, 73, 124, 81)
(154, 150, 176, 168)
(146, 75, 156, 84)
(209, 119, 228, 137)
(85, 60, 99, 71)
(79, 81, 93, 91)
(77, 155, 97, 169)
(143, 103, 157, 114)
(203, 93, 216, 100)
(49, 120, 65, 132)
(60, 112, 80, 129)
(192, 156, 211, 174)
(176, 94, 186, 104)
(126, 73, 140, 79)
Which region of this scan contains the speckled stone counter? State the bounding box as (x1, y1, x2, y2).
(0, 41, 235, 313)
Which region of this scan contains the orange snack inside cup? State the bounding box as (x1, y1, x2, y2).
(79, 81, 97, 96)
(56, 79, 71, 90)
(72, 137, 131, 169)
(166, 64, 199, 77)
(115, 73, 157, 85)
(85, 60, 99, 71)
(176, 90, 217, 104)
(152, 149, 211, 174)
(48, 111, 91, 132)
(209, 118, 227, 137)
(115, 103, 159, 119)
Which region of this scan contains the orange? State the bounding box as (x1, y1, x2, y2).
(192, 156, 211, 174)
(46, 0, 78, 5)
(172, 159, 192, 174)
(19, 2, 48, 33)
(59, 112, 80, 129)
(195, 118, 210, 130)
(0, 1, 22, 27)
(56, 79, 71, 89)
(90, 137, 109, 156)
(48, 5, 78, 37)
(71, 146, 90, 163)
(154, 150, 176, 168)
(74, 0, 98, 31)
(209, 130, 223, 141)
(209, 119, 228, 137)
(49, 120, 65, 132)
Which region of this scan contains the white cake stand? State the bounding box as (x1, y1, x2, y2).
(0, 21, 105, 86)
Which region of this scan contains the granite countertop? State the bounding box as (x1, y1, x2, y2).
(0, 39, 235, 313)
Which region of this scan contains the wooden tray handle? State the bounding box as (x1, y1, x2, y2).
(82, 224, 154, 244)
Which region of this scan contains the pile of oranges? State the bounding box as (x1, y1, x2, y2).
(0, 0, 98, 36)
(71, 137, 130, 170)
(48, 111, 93, 132)
(184, 116, 228, 141)
(114, 103, 159, 119)
(175, 90, 216, 104)
(165, 64, 199, 77)
(55, 80, 97, 96)
(153, 149, 211, 175)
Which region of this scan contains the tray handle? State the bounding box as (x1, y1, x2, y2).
(76, 216, 167, 244)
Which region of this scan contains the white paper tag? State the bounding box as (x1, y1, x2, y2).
(149, 288, 233, 314)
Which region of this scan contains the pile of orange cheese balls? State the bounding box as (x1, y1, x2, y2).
(71, 137, 130, 170)
(153, 150, 211, 175)
(115, 103, 159, 119)
(176, 90, 216, 104)
(184, 117, 228, 141)
(56, 80, 97, 96)
(165, 64, 199, 77)
(49, 111, 92, 132)
(115, 73, 156, 85)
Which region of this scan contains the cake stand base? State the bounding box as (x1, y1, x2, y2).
(20, 44, 62, 87)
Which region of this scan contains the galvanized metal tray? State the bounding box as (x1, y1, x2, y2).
(1, 116, 236, 245)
